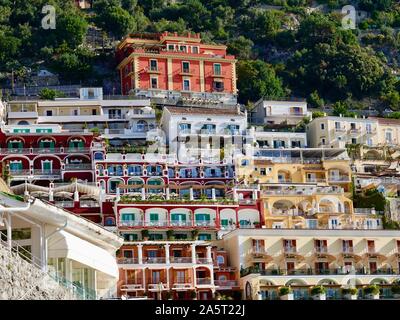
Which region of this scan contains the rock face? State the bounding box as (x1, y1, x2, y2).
(0, 243, 77, 300)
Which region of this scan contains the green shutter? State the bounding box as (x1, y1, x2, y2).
(122, 214, 134, 221)
(195, 214, 210, 221)
(171, 214, 186, 221)
(221, 219, 228, 226)
(150, 213, 159, 221)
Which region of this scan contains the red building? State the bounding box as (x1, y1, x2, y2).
(0, 125, 105, 186)
(116, 32, 237, 103)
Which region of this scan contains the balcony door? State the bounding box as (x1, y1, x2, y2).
(41, 160, 52, 173)
(9, 161, 22, 172)
(195, 214, 210, 226)
(171, 213, 187, 226)
(286, 262, 295, 275)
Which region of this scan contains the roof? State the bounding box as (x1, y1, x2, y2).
(371, 117, 400, 126)
(165, 106, 242, 116)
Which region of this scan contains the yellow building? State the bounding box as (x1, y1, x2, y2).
(222, 228, 400, 300)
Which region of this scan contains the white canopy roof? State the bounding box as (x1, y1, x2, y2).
(48, 230, 119, 279)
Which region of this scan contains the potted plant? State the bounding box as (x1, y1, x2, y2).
(141, 229, 150, 241)
(166, 230, 174, 240)
(363, 284, 380, 300)
(190, 290, 197, 300)
(165, 291, 173, 300)
(341, 287, 358, 300)
(278, 286, 293, 300)
(310, 285, 326, 300)
(253, 221, 260, 228)
(191, 229, 199, 240)
(391, 284, 400, 299)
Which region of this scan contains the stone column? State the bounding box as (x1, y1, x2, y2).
(138, 244, 143, 265)
(141, 187, 146, 200)
(211, 188, 216, 201)
(206, 246, 212, 264)
(165, 244, 170, 264)
(191, 244, 197, 264)
(166, 187, 170, 200)
(189, 187, 194, 200)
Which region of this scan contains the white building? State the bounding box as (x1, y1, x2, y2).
(160, 106, 248, 160)
(251, 100, 310, 126)
(0, 191, 123, 299)
(251, 127, 308, 149)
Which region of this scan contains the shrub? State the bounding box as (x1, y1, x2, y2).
(391, 285, 400, 295)
(278, 286, 292, 296)
(363, 285, 380, 295)
(341, 287, 358, 295)
(310, 285, 326, 295)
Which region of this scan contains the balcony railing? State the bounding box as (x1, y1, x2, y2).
(79, 200, 100, 208)
(64, 164, 92, 171)
(314, 247, 329, 254)
(252, 247, 268, 255)
(284, 247, 297, 254)
(328, 176, 350, 182)
(172, 283, 193, 289)
(32, 169, 61, 177)
(196, 258, 212, 264)
(54, 201, 74, 208)
(170, 221, 193, 227)
(342, 247, 354, 253)
(214, 280, 238, 287)
(117, 258, 139, 264)
(194, 221, 216, 227)
(145, 257, 166, 264)
(196, 278, 213, 285)
(120, 283, 144, 290)
(9, 169, 31, 176)
(170, 257, 193, 264)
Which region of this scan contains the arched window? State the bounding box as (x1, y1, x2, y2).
(17, 121, 29, 125)
(104, 217, 115, 226)
(216, 255, 225, 266)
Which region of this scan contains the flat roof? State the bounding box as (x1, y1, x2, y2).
(166, 106, 242, 116)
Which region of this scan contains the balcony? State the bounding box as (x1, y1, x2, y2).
(198, 129, 217, 135)
(148, 283, 168, 290)
(284, 247, 298, 254)
(117, 258, 139, 264)
(328, 176, 350, 182)
(314, 247, 328, 254)
(170, 221, 193, 227)
(170, 257, 193, 264)
(172, 283, 194, 290)
(64, 164, 92, 171)
(196, 278, 213, 285)
(194, 221, 216, 228)
(349, 128, 361, 134)
(207, 70, 227, 78)
(335, 127, 346, 132)
(214, 280, 238, 288)
(144, 66, 161, 74)
(145, 257, 166, 264)
(8, 111, 38, 119)
(79, 200, 100, 208)
(9, 169, 31, 177)
(179, 68, 195, 76)
(120, 284, 144, 291)
(66, 148, 90, 153)
(32, 169, 61, 179)
(54, 201, 74, 208)
(196, 258, 212, 264)
(342, 247, 354, 254)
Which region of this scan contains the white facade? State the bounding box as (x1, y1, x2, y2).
(161, 107, 248, 156)
(252, 100, 310, 126)
(252, 127, 308, 149)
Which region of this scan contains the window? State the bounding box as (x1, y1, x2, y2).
(46, 110, 53, 116)
(216, 255, 225, 265)
(321, 138, 326, 145)
(92, 109, 97, 115)
(72, 109, 79, 116)
(350, 123, 356, 130)
(182, 61, 190, 73)
(198, 234, 211, 240)
(109, 109, 122, 119)
(9, 161, 22, 172)
(105, 217, 114, 226)
(320, 123, 325, 130)
(35, 129, 52, 133)
(306, 219, 317, 229)
(149, 59, 158, 71)
(183, 79, 190, 91)
(150, 77, 158, 89)
(213, 63, 221, 75)
(123, 250, 133, 258)
(260, 168, 266, 176)
(179, 45, 187, 52)
(335, 122, 341, 129)
(121, 213, 135, 222)
(386, 131, 393, 143)
(192, 46, 199, 54)
(13, 128, 30, 133)
(366, 123, 372, 133)
(168, 44, 175, 51)
(123, 233, 138, 241)
(367, 138, 373, 146)
(351, 138, 357, 144)
(213, 81, 224, 92)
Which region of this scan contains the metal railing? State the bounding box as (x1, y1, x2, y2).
(170, 257, 193, 263)
(196, 278, 213, 285)
(214, 280, 238, 287)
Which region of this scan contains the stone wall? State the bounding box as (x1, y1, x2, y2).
(0, 243, 77, 300)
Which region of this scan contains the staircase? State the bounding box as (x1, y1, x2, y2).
(0, 232, 95, 300)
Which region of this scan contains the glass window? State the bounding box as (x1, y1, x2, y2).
(213, 63, 221, 75)
(182, 61, 190, 73)
(198, 234, 211, 240)
(183, 79, 190, 91)
(150, 60, 158, 71)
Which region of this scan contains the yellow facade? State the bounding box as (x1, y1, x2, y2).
(222, 229, 400, 299)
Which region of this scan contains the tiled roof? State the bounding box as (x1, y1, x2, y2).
(371, 117, 400, 125)
(166, 106, 241, 116)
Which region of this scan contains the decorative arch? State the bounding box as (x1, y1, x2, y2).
(370, 278, 389, 285)
(317, 278, 339, 286)
(285, 279, 308, 286)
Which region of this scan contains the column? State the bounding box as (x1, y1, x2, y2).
(211, 188, 216, 201)
(74, 190, 79, 202)
(138, 244, 143, 264)
(115, 187, 120, 202)
(6, 213, 11, 251)
(165, 244, 170, 264)
(206, 246, 212, 264)
(166, 267, 170, 290)
(191, 244, 197, 264)
(252, 189, 258, 200)
(141, 187, 146, 200)
(48, 189, 54, 202)
(167, 58, 173, 91)
(199, 60, 205, 92)
(233, 187, 238, 201)
(189, 187, 194, 200)
(193, 266, 197, 288)
(166, 187, 170, 200)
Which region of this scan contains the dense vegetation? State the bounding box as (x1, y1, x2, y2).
(1, 0, 400, 110)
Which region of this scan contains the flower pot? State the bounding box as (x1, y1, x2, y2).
(280, 293, 294, 300)
(312, 293, 326, 300)
(365, 294, 379, 300)
(343, 294, 357, 300)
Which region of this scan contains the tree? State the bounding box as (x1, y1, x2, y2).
(39, 88, 65, 100)
(57, 14, 88, 49)
(237, 60, 286, 104)
(94, 1, 136, 38)
(227, 36, 254, 59)
(307, 91, 325, 108)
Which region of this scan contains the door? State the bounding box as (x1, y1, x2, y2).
(369, 262, 377, 274)
(149, 213, 159, 226)
(286, 262, 295, 275)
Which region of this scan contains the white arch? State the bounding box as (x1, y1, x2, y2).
(285, 279, 308, 286)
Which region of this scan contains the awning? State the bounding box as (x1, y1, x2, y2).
(48, 230, 119, 279)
